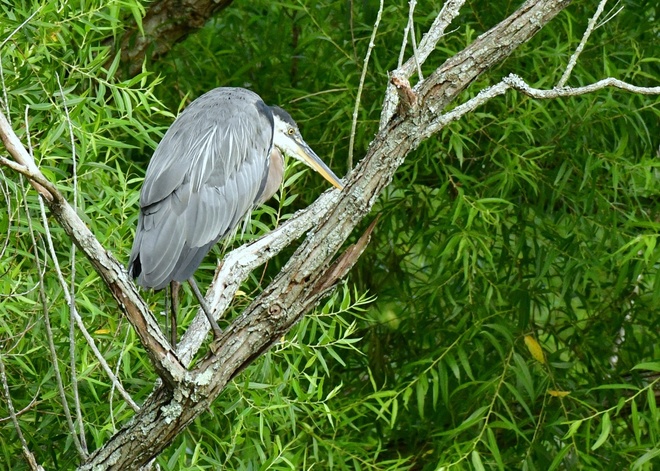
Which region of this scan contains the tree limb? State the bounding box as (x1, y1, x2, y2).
(107, 0, 234, 78)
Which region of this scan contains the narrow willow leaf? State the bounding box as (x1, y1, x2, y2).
(471, 450, 485, 471)
(631, 399, 641, 445)
(486, 427, 504, 470)
(648, 388, 658, 423)
(390, 398, 398, 428)
(632, 362, 660, 373)
(564, 420, 583, 439)
(591, 412, 611, 450)
(548, 390, 570, 398)
(416, 374, 428, 419)
(632, 448, 660, 470)
(548, 444, 573, 471)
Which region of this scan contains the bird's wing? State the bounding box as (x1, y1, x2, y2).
(140, 88, 273, 208)
(129, 88, 274, 288)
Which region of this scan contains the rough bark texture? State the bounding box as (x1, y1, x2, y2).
(77, 0, 572, 468)
(109, 0, 234, 77)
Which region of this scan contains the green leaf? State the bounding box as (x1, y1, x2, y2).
(564, 420, 583, 439)
(632, 362, 660, 373)
(471, 450, 485, 471)
(632, 448, 660, 470)
(591, 412, 611, 451)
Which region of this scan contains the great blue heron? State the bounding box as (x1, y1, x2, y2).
(128, 87, 343, 342)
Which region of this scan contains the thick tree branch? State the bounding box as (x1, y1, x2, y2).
(418, 0, 572, 113)
(108, 0, 234, 77)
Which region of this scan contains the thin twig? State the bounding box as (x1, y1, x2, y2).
(0, 387, 40, 423)
(36, 195, 141, 412)
(398, 2, 413, 68)
(596, 0, 623, 29)
(511, 74, 660, 97)
(422, 74, 660, 141)
(15, 177, 48, 303)
(37, 214, 88, 458)
(0, 166, 47, 299)
(0, 168, 11, 260)
(55, 74, 88, 451)
(347, 0, 384, 169)
(22, 110, 87, 458)
(403, 0, 466, 77)
(557, 0, 609, 87)
(0, 355, 44, 471)
(349, 0, 358, 61)
(0, 7, 42, 50)
(109, 325, 132, 432)
(407, 0, 423, 80)
(0, 60, 9, 117)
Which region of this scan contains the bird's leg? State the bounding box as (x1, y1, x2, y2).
(170, 280, 180, 348)
(188, 277, 223, 341)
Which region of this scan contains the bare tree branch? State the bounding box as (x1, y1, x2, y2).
(348, 0, 384, 168)
(420, 74, 660, 141)
(506, 74, 660, 97)
(380, 0, 467, 128)
(557, 0, 609, 87)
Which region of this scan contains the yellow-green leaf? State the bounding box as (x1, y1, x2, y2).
(548, 390, 570, 398)
(524, 335, 546, 364)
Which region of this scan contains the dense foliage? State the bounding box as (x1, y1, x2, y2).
(1, 0, 659, 469)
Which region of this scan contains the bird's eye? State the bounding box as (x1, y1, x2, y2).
(287, 128, 295, 136)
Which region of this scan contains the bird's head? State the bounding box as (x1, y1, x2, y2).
(271, 106, 344, 190)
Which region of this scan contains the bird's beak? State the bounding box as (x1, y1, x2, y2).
(294, 140, 344, 190)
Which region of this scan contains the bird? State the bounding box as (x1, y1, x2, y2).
(128, 87, 343, 343)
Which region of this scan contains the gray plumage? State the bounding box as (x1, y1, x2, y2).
(128, 87, 343, 290)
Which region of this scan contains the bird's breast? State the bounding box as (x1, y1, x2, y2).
(257, 148, 284, 205)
